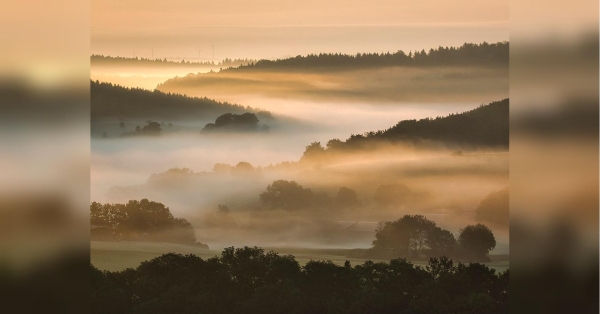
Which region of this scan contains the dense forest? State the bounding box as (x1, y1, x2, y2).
(224, 42, 508, 72)
(91, 80, 262, 120)
(301, 99, 509, 158)
(91, 55, 256, 68)
(91, 246, 508, 314)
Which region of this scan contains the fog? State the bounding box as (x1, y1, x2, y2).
(94, 140, 507, 249)
(156, 66, 508, 105)
(92, 96, 508, 250)
(91, 100, 484, 201)
(90, 43, 509, 251)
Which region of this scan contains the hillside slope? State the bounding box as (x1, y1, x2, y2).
(91, 80, 259, 120)
(323, 99, 509, 151)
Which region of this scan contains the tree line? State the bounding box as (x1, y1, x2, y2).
(91, 55, 256, 68)
(90, 199, 207, 247)
(91, 80, 263, 120)
(258, 181, 498, 261)
(258, 180, 429, 212)
(224, 42, 508, 72)
(91, 246, 508, 314)
(300, 99, 509, 159)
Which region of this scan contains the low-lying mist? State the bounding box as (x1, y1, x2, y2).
(98, 141, 508, 249)
(91, 101, 483, 201)
(91, 65, 509, 249)
(157, 66, 508, 105)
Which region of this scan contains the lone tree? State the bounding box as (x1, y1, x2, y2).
(458, 224, 496, 262)
(259, 180, 314, 210)
(371, 215, 456, 259)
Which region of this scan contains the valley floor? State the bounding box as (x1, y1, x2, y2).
(91, 241, 509, 272)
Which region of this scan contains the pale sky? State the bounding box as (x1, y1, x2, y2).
(92, 0, 508, 60)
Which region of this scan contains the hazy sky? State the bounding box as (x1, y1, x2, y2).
(92, 0, 508, 60)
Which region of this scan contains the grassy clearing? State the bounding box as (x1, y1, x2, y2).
(91, 241, 509, 272)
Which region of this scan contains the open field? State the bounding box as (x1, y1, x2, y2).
(91, 241, 509, 272)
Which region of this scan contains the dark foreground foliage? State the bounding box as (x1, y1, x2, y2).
(91, 246, 508, 314)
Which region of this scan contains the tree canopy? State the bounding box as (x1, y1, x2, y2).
(458, 224, 497, 262)
(91, 246, 508, 314)
(371, 215, 455, 259)
(224, 42, 508, 72)
(91, 80, 264, 120)
(202, 112, 263, 132)
(300, 99, 509, 156)
(90, 199, 199, 245)
(370, 215, 496, 262)
(259, 180, 316, 211)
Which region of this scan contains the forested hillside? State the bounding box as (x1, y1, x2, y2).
(225, 42, 508, 72)
(91, 80, 259, 120)
(303, 99, 509, 156)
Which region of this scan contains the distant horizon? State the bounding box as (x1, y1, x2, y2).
(92, 39, 510, 63)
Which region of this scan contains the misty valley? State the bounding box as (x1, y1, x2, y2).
(91, 41, 509, 313)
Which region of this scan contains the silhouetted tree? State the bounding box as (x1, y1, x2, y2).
(371, 215, 439, 258)
(426, 226, 458, 258)
(458, 224, 497, 262)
